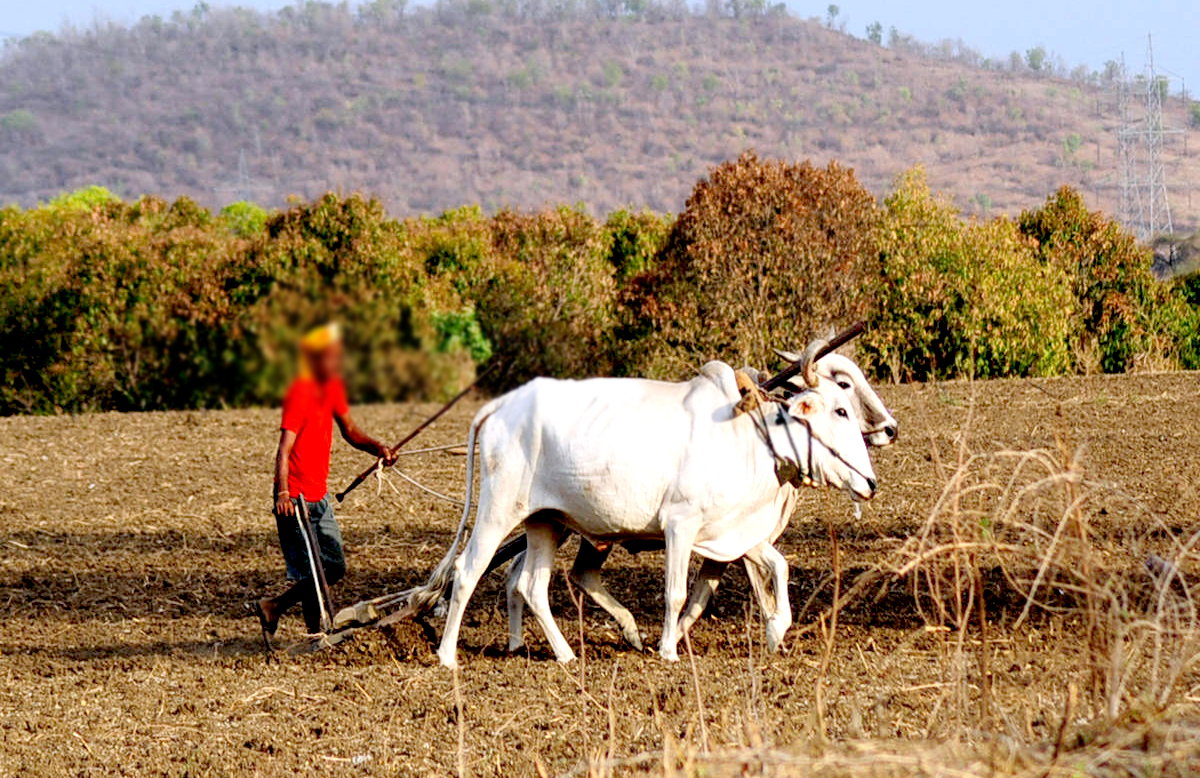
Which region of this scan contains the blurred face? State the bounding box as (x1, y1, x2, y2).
(305, 343, 344, 383)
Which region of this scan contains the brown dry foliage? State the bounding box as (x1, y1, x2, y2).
(623, 152, 880, 378)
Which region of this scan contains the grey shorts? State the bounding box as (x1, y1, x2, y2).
(275, 494, 346, 585)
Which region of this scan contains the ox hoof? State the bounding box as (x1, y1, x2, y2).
(626, 633, 645, 652)
(554, 650, 578, 664)
(506, 639, 525, 653)
(765, 619, 791, 653)
(437, 649, 459, 669)
(658, 648, 680, 662)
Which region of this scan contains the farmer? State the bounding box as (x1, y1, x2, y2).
(249, 323, 396, 638)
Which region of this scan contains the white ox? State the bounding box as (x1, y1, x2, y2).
(503, 350, 897, 652)
(435, 361, 875, 668)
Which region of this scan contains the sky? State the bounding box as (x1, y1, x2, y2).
(2, 0, 1197, 91)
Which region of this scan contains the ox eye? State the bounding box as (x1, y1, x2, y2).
(838, 381, 851, 390)
(836, 408, 849, 419)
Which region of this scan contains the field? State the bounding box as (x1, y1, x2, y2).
(3, 372, 1200, 776)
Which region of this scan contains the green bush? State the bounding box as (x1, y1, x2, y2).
(220, 200, 270, 237)
(861, 168, 1073, 381)
(1175, 272, 1200, 308)
(471, 206, 617, 386)
(0, 194, 242, 412)
(47, 185, 120, 210)
(236, 193, 474, 403)
(1018, 186, 1164, 372)
(1167, 272, 1200, 369)
(6, 166, 1200, 416)
(603, 208, 670, 284)
(432, 308, 492, 363)
(0, 192, 480, 413)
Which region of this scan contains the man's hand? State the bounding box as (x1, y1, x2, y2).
(336, 410, 397, 465)
(275, 493, 296, 518)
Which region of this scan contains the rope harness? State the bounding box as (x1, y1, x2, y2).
(747, 399, 874, 490)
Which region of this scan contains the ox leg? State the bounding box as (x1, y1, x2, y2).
(659, 521, 700, 662)
(437, 484, 520, 669)
(570, 542, 644, 651)
(743, 555, 777, 623)
(746, 543, 791, 652)
(505, 550, 527, 651)
(507, 531, 575, 652)
(519, 518, 576, 663)
(679, 559, 729, 635)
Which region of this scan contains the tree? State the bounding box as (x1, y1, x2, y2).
(825, 3, 839, 27)
(1018, 187, 1168, 373)
(865, 21, 882, 45)
(861, 169, 1073, 381)
(622, 152, 880, 378)
(1025, 45, 1047, 72)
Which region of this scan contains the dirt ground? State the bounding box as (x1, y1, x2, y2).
(2, 372, 1200, 777)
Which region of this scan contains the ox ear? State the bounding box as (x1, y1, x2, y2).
(792, 391, 825, 417)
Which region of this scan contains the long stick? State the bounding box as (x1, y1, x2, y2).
(760, 321, 865, 392)
(296, 498, 335, 633)
(336, 364, 497, 503)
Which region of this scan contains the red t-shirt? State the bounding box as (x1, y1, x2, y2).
(280, 377, 349, 501)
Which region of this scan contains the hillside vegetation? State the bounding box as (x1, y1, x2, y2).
(2, 2, 1199, 224)
(4, 156, 1200, 415)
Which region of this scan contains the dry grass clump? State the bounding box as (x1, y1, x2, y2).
(886, 437, 1200, 721)
(814, 425, 1200, 777)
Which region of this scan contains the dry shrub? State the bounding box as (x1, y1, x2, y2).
(881, 428, 1200, 752)
(623, 151, 880, 379)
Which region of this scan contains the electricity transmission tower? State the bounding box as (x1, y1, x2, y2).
(214, 149, 272, 204)
(1116, 36, 1182, 241)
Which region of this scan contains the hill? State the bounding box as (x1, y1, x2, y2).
(1, 3, 1198, 225)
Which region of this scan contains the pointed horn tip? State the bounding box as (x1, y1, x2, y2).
(801, 338, 828, 385)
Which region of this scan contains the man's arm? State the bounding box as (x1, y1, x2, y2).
(335, 410, 397, 465)
(274, 429, 298, 517)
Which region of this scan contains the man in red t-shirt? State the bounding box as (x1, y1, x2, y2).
(249, 324, 395, 638)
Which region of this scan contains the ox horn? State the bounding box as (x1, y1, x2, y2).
(732, 369, 762, 416)
(799, 339, 827, 387)
(760, 321, 866, 393)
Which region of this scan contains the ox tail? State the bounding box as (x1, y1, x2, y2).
(396, 395, 503, 617)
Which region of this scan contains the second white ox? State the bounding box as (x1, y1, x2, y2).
(436, 360, 875, 668)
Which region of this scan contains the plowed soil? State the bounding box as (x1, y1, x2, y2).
(2, 373, 1199, 776)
